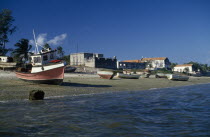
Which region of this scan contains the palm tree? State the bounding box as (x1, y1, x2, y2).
(57, 46, 64, 58)
(12, 39, 32, 63)
(42, 43, 51, 50)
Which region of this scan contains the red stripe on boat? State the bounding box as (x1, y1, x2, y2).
(49, 60, 61, 63)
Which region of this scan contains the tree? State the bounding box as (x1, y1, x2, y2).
(42, 43, 51, 50)
(170, 63, 178, 70)
(0, 9, 16, 55)
(12, 39, 32, 63)
(62, 55, 70, 65)
(184, 67, 189, 74)
(185, 61, 208, 74)
(57, 46, 64, 58)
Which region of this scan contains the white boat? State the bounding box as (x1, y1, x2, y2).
(97, 70, 116, 79)
(167, 74, 189, 81)
(117, 73, 140, 79)
(156, 73, 172, 78)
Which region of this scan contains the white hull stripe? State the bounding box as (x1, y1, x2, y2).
(31, 63, 64, 73)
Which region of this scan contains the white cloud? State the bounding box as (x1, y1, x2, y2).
(29, 33, 47, 46)
(47, 33, 67, 46)
(37, 33, 47, 46)
(29, 33, 67, 47)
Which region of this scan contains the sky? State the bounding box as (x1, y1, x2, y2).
(1, 0, 210, 64)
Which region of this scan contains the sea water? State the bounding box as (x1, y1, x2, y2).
(0, 84, 210, 137)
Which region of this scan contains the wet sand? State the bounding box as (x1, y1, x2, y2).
(1, 71, 210, 101)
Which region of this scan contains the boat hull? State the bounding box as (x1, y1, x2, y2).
(97, 70, 115, 79)
(117, 73, 140, 79)
(20, 78, 63, 85)
(156, 73, 172, 78)
(167, 74, 189, 81)
(64, 66, 77, 73)
(16, 66, 65, 85)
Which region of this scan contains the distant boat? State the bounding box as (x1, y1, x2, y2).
(97, 69, 116, 79)
(167, 74, 189, 81)
(156, 73, 172, 78)
(64, 66, 77, 73)
(117, 73, 140, 79)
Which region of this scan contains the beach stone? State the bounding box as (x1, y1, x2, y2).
(29, 90, 45, 100)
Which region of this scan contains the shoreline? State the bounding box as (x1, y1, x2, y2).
(1, 71, 210, 101)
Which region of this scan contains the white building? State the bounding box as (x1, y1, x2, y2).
(173, 64, 194, 73)
(117, 60, 146, 69)
(70, 53, 117, 69)
(141, 57, 171, 70)
(0, 56, 12, 62)
(70, 53, 103, 66)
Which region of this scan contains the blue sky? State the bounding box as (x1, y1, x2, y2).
(1, 0, 210, 64)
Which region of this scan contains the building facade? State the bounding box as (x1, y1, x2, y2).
(173, 64, 194, 73)
(141, 57, 171, 70)
(117, 60, 146, 69)
(70, 53, 103, 66)
(0, 56, 13, 62)
(70, 53, 117, 69)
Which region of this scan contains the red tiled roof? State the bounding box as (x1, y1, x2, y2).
(121, 60, 141, 63)
(141, 57, 167, 61)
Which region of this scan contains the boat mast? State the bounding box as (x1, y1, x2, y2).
(33, 29, 39, 54)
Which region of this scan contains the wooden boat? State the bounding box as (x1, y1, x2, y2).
(16, 49, 65, 85)
(15, 32, 65, 85)
(167, 74, 189, 81)
(156, 73, 172, 78)
(117, 73, 140, 79)
(0, 62, 16, 70)
(97, 70, 116, 79)
(64, 66, 77, 73)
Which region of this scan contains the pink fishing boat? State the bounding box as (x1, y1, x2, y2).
(15, 49, 65, 85)
(15, 31, 65, 85)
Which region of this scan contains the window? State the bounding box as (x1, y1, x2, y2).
(34, 57, 41, 63)
(43, 55, 48, 61)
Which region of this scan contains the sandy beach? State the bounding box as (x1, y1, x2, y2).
(1, 71, 210, 101)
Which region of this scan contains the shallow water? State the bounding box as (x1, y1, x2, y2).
(0, 84, 210, 137)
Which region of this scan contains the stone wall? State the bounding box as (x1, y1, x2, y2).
(95, 58, 117, 69)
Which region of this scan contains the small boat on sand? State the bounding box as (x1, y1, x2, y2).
(156, 73, 172, 78)
(117, 73, 140, 79)
(167, 74, 189, 81)
(64, 66, 77, 73)
(97, 69, 116, 79)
